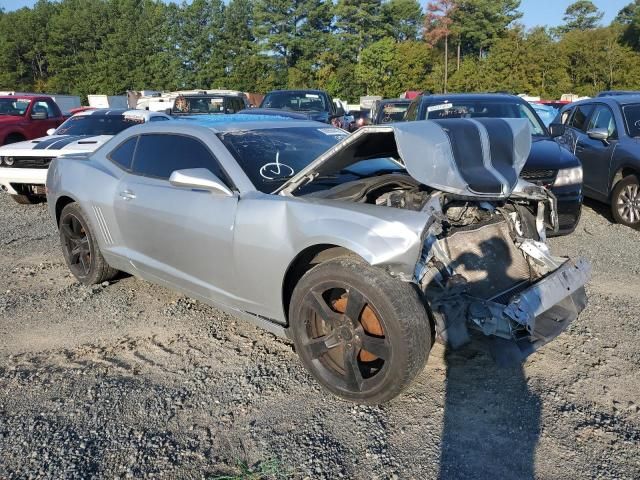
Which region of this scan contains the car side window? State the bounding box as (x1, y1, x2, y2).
(132, 134, 230, 185)
(108, 136, 138, 171)
(226, 97, 244, 113)
(405, 101, 419, 121)
(32, 101, 55, 119)
(560, 108, 573, 124)
(569, 104, 594, 132)
(587, 105, 617, 138)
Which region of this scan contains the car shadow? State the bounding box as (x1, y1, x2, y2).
(583, 197, 614, 223)
(438, 344, 541, 479)
(436, 234, 543, 479)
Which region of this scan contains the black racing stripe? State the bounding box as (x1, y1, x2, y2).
(32, 136, 69, 150)
(476, 118, 518, 188)
(42, 135, 93, 150)
(433, 119, 502, 194)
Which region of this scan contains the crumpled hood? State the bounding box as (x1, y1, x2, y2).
(0, 134, 113, 158)
(278, 118, 532, 198)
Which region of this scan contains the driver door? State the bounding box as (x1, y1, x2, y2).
(112, 133, 239, 305)
(576, 104, 617, 198)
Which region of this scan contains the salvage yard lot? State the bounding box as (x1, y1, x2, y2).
(0, 192, 639, 479)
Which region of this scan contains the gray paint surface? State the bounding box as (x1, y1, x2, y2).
(46, 118, 589, 353)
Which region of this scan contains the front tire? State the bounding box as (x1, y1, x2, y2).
(289, 257, 432, 404)
(611, 175, 640, 229)
(59, 202, 118, 285)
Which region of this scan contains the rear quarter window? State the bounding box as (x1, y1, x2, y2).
(108, 137, 138, 171)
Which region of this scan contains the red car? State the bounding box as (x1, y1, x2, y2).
(0, 95, 66, 145)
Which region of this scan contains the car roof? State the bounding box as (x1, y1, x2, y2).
(418, 93, 524, 103)
(173, 114, 326, 133)
(564, 95, 640, 108)
(265, 89, 326, 94)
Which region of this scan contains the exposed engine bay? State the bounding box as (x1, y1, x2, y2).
(305, 173, 590, 363)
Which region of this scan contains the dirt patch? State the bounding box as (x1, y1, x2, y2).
(0, 192, 639, 479)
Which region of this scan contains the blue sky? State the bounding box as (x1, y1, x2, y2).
(0, 0, 630, 29)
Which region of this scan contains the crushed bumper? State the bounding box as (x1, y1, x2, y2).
(429, 257, 591, 365)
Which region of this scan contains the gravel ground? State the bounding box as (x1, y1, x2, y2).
(0, 192, 639, 479)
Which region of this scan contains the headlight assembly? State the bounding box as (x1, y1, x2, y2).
(553, 166, 583, 187)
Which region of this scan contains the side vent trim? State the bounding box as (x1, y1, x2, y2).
(92, 205, 113, 245)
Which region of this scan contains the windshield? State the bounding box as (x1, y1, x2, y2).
(377, 103, 410, 123)
(623, 104, 640, 138)
(261, 92, 328, 112)
(423, 100, 547, 136)
(217, 126, 348, 193)
(55, 114, 145, 135)
(0, 98, 30, 116)
(173, 96, 227, 114)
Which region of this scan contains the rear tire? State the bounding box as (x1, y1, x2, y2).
(11, 194, 40, 205)
(289, 257, 431, 404)
(611, 175, 640, 229)
(59, 202, 119, 285)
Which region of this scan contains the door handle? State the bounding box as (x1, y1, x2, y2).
(119, 190, 136, 200)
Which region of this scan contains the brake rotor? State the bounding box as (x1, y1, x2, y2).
(332, 295, 384, 362)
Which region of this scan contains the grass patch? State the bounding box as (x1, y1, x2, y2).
(209, 458, 292, 480)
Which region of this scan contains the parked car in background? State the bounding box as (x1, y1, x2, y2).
(0, 95, 67, 145)
(135, 90, 249, 115)
(259, 89, 346, 126)
(405, 93, 583, 235)
(370, 99, 411, 125)
(0, 91, 81, 115)
(171, 93, 248, 115)
(46, 115, 589, 403)
(553, 96, 640, 228)
(0, 109, 170, 204)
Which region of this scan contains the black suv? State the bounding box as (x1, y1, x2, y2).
(554, 96, 640, 229)
(405, 93, 583, 235)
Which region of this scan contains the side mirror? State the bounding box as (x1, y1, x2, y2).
(548, 123, 566, 138)
(587, 128, 610, 142)
(31, 111, 48, 120)
(169, 168, 233, 196)
(46, 128, 56, 136)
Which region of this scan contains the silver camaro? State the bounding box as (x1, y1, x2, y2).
(46, 115, 591, 404)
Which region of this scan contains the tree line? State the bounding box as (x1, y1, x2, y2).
(1, 0, 640, 102)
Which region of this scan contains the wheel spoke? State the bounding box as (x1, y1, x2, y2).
(306, 290, 341, 327)
(344, 288, 366, 324)
(360, 336, 391, 360)
(305, 332, 341, 359)
(71, 237, 89, 256)
(343, 345, 363, 391)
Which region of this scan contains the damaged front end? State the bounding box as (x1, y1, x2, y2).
(281, 117, 591, 363)
(415, 187, 590, 364)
